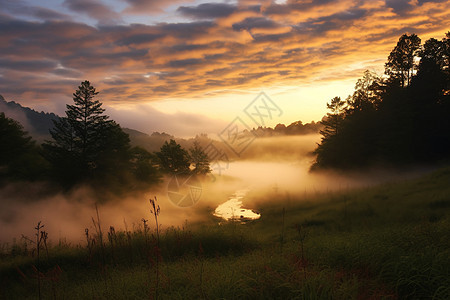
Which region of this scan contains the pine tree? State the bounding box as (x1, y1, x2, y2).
(66, 81, 111, 162)
(319, 96, 346, 139)
(43, 81, 131, 186)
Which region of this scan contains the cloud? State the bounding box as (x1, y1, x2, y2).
(0, 58, 58, 72)
(1, 0, 72, 21)
(1, 0, 450, 112)
(417, 0, 448, 6)
(123, 0, 191, 14)
(116, 33, 164, 46)
(177, 3, 237, 19)
(385, 0, 413, 15)
(63, 0, 122, 25)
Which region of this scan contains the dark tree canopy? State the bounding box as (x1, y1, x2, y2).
(0, 112, 33, 164)
(385, 33, 421, 87)
(43, 81, 160, 191)
(313, 31, 450, 170)
(347, 70, 381, 113)
(156, 139, 191, 174)
(319, 96, 346, 139)
(189, 141, 211, 175)
(65, 81, 110, 159)
(0, 113, 47, 181)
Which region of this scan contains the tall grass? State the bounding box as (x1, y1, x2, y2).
(1, 167, 450, 299)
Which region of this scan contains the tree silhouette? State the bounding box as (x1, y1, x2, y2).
(313, 32, 450, 170)
(43, 81, 132, 187)
(0, 112, 33, 165)
(155, 139, 191, 174)
(320, 96, 346, 139)
(0, 113, 47, 181)
(130, 146, 161, 184)
(189, 141, 211, 175)
(66, 81, 110, 159)
(385, 34, 421, 87)
(312, 97, 347, 169)
(346, 70, 381, 113)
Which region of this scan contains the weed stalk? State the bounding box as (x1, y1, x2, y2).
(35, 221, 44, 300)
(149, 196, 161, 299)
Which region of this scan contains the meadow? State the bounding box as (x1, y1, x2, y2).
(1, 166, 449, 299)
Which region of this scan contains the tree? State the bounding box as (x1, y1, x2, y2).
(313, 32, 450, 170)
(130, 147, 161, 184)
(442, 32, 450, 73)
(346, 70, 381, 113)
(0, 113, 48, 181)
(409, 36, 450, 160)
(312, 97, 347, 169)
(0, 112, 33, 166)
(413, 37, 448, 103)
(155, 139, 190, 174)
(66, 80, 111, 163)
(420, 38, 446, 69)
(319, 96, 346, 139)
(385, 33, 421, 87)
(189, 141, 211, 174)
(43, 81, 133, 186)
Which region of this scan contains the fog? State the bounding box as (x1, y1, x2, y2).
(105, 104, 229, 138)
(0, 134, 432, 245)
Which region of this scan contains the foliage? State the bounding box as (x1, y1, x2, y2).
(130, 146, 161, 185)
(155, 139, 211, 176)
(0, 112, 34, 167)
(312, 97, 347, 168)
(385, 33, 421, 87)
(251, 120, 322, 137)
(314, 32, 450, 169)
(320, 96, 346, 139)
(42, 81, 160, 190)
(189, 141, 211, 174)
(155, 139, 191, 174)
(0, 112, 49, 182)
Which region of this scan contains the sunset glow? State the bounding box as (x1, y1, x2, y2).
(1, 0, 450, 135)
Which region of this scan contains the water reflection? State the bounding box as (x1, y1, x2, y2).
(214, 189, 261, 221)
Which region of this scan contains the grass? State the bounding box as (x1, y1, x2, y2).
(1, 167, 450, 299)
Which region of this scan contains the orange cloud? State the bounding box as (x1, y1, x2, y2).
(0, 0, 449, 108)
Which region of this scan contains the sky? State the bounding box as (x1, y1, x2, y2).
(1, 0, 450, 137)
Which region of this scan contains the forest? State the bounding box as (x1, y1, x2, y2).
(314, 32, 450, 169)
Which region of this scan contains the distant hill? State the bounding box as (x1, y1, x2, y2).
(0, 94, 322, 158)
(0, 94, 59, 142)
(122, 129, 216, 154)
(0, 94, 182, 152)
(122, 128, 176, 152)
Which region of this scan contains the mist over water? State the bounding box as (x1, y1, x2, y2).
(0, 134, 432, 245)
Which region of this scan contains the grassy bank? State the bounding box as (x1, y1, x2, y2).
(1, 167, 450, 299)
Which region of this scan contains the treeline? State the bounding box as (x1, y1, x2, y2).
(313, 32, 450, 169)
(0, 81, 209, 198)
(250, 120, 322, 137)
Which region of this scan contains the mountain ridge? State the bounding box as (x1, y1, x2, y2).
(0, 94, 59, 142)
